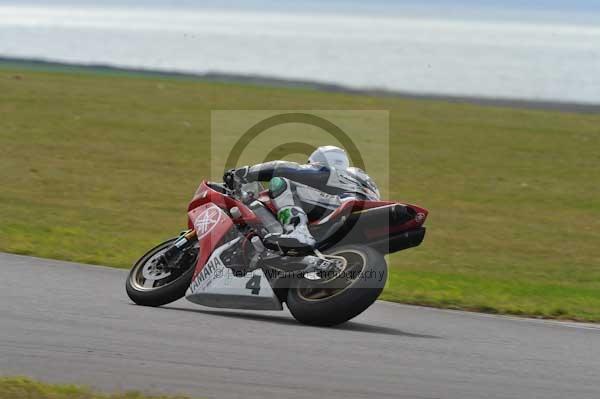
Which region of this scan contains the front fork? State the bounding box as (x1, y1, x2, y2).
(160, 229, 197, 268)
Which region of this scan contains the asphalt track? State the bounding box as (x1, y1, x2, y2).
(1, 252, 599, 399)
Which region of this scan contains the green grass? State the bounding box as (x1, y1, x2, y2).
(0, 376, 193, 399)
(1, 66, 600, 321)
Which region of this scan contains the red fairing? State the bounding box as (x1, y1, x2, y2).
(187, 181, 259, 229)
(311, 199, 396, 225)
(187, 181, 263, 279)
(187, 203, 235, 279)
(310, 198, 428, 239)
(364, 203, 428, 240)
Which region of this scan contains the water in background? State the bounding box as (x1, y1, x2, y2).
(1, 2, 599, 103)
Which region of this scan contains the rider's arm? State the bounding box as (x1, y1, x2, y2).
(235, 161, 331, 187)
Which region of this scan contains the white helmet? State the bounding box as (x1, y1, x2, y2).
(308, 146, 349, 170)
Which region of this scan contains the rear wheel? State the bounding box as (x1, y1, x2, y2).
(286, 245, 387, 326)
(126, 237, 199, 307)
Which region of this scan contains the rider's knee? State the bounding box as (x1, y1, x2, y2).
(268, 177, 288, 198)
(269, 177, 297, 211)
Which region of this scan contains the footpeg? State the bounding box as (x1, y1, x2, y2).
(263, 233, 314, 254)
(301, 256, 344, 276)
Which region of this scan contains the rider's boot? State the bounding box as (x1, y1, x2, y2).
(277, 206, 316, 247)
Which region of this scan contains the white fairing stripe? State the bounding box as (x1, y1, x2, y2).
(185, 237, 282, 311)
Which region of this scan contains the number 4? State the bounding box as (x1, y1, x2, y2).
(245, 275, 261, 295)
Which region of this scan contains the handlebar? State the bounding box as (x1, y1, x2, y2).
(207, 181, 256, 203)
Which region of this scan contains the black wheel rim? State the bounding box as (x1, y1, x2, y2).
(130, 241, 198, 291)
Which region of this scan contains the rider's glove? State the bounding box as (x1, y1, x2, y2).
(223, 169, 237, 190)
(223, 167, 249, 190)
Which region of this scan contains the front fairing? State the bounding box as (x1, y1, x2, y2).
(188, 203, 236, 279)
(187, 181, 259, 229)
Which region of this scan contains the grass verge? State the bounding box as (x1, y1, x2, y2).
(0, 376, 193, 399)
(1, 65, 599, 321)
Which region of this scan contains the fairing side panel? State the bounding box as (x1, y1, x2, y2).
(186, 202, 283, 311)
(185, 238, 282, 311)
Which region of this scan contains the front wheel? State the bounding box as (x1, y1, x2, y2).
(126, 237, 199, 307)
(286, 245, 387, 326)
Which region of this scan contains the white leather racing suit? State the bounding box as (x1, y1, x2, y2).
(232, 161, 380, 248)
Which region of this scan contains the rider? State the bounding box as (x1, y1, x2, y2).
(224, 146, 380, 249)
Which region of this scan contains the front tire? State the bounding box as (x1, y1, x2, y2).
(286, 245, 387, 326)
(126, 237, 198, 307)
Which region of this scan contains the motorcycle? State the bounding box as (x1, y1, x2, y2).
(126, 178, 428, 326)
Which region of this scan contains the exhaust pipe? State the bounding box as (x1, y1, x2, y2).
(370, 227, 426, 254)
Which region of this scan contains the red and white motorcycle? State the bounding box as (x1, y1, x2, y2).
(126, 179, 427, 326)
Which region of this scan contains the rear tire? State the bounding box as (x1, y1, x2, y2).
(286, 245, 387, 326)
(126, 238, 197, 307)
